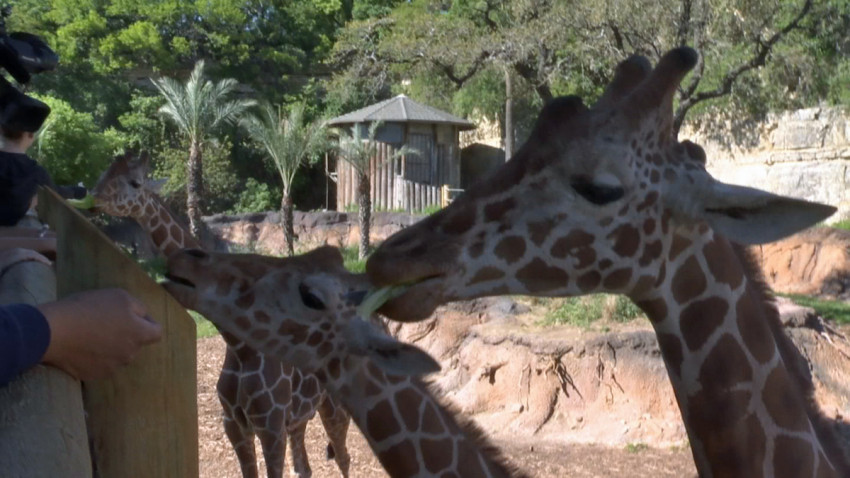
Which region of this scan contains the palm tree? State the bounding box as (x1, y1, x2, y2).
(335, 121, 415, 259)
(152, 60, 255, 239)
(241, 102, 328, 256)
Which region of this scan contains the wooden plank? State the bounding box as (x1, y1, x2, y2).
(38, 188, 198, 478)
(0, 246, 91, 478)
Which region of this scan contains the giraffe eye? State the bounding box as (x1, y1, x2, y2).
(570, 176, 625, 206)
(299, 283, 326, 310)
(129, 179, 142, 188)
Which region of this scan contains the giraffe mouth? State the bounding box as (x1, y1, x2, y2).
(162, 273, 196, 289)
(374, 275, 445, 322)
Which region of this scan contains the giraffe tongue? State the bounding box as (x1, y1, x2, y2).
(67, 194, 96, 210)
(357, 285, 409, 317)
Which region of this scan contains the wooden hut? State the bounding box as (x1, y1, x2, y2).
(327, 95, 475, 212)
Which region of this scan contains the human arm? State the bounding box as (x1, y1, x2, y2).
(0, 303, 51, 386)
(0, 289, 163, 386)
(38, 289, 163, 381)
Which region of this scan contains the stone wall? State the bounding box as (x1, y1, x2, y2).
(681, 106, 850, 222)
(204, 210, 422, 255)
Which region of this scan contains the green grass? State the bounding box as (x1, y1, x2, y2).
(828, 220, 850, 231)
(625, 442, 649, 453)
(540, 294, 643, 327)
(779, 294, 850, 325)
(191, 311, 220, 338)
(340, 245, 368, 272)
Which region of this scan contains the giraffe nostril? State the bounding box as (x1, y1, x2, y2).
(185, 249, 208, 259)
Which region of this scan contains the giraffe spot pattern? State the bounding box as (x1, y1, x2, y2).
(276, 321, 310, 344)
(377, 440, 420, 478)
(421, 438, 455, 473)
(250, 329, 269, 341)
(327, 358, 341, 380)
(254, 310, 271, 324)
(440, 204, 476, 235)
(235, 292, 255, 309)
(671, 256, 706, 303)
(642, 217, 656, 235)
(467, 267, 506, 286)
(680, 297, 728, 351)
(736, 290, 776, 364)
(422, 403, 445, 435)
(577, 271, 602, 292)
(152, 225, 168, 246)
(702, 240, 744, 289)
(550, 230, 595, 260)
(484, 197, 516, 223)
(493, 236, 526, 264)
(528, 218, 557, 246)
(690, 394, 765, 478)
(602, 268, 631, 290)
(656, 332, 683, 378)
(774, 435, 814, 478)
(516, 258, 569, 293)
(639, 239, 663, 266)
(367, 400, 401, 442)
(306, 331, 323, 347)
(456, 440, 489, 477)
(396, 388, 423, 432)
(763, 366, 811, 432)
(609, 224, 641, 257)
(698, 334, 753, 389)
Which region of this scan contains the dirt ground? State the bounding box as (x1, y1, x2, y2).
(197, 337, 697, 478)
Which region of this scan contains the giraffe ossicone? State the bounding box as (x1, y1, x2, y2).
(365, 46, 849, 478)
(163, 246, 525, 478)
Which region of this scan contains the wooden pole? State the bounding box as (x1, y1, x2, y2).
(39, 188, 199, 478)
(0, 239, 92, 478)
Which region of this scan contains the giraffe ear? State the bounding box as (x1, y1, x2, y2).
(147, 178, 167, 193)
(345, 317, 441, 376)
(695, 181, 836, 245)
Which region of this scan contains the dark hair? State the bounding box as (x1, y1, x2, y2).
(0, 125, 25, 141)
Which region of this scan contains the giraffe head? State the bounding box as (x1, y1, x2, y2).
(367, 47, 836, 320)
(162, 246, 440, 378)
(91, 150, 165, 217)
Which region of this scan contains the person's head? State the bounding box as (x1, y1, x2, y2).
(0, 126, 35, 151)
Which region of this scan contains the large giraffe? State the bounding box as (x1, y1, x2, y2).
(90, 152, 352, 478)
(365, 48, 850, 477)
(162, 245, 526, 478)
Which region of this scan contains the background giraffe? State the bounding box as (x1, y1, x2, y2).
(365, 48, 850, 477)
(163, 245, 526, 478)
(91, 152, 352, 478)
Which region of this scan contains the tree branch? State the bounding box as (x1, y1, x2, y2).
(673, 0, 813, 132)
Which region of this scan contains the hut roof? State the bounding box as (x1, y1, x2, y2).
(327, 94, 476, 130)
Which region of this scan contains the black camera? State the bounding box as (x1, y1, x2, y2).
(0, 3, 58, 133)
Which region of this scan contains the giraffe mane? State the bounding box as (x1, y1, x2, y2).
(731, 242, 850, 474)
(416, 376, 530, 478)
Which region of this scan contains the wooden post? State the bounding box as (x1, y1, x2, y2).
(38, 188, 199, 478)
(0, 242, 92, 477)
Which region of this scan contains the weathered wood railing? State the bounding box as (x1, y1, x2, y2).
(0, 188, 199, 477)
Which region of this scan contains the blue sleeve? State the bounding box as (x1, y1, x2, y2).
(0, 304, 51, 387)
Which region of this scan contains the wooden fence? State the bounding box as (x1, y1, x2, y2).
(0, 188, 199, 477)
(0, 217, 91, 477)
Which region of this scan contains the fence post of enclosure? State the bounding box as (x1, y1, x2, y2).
(38, 187, 199, 478)
(0, 217, 92, 477)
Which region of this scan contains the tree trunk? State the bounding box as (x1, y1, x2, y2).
(357, 172, 371, 260)
(504, 68, 513, 162)
(186, 140, 205, 240)
(282, 193, 295, 257)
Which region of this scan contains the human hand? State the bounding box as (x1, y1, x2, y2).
(39, 288, 163, 381)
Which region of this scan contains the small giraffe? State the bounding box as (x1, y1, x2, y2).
(91, 152, 352, 478)
(162, 245, 527, 478)
(365, 48, 850, 477)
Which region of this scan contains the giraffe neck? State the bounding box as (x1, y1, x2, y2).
(635, 231, 845, 478)
(319, 358, 520, 478)
(130, 193, 201, 257)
